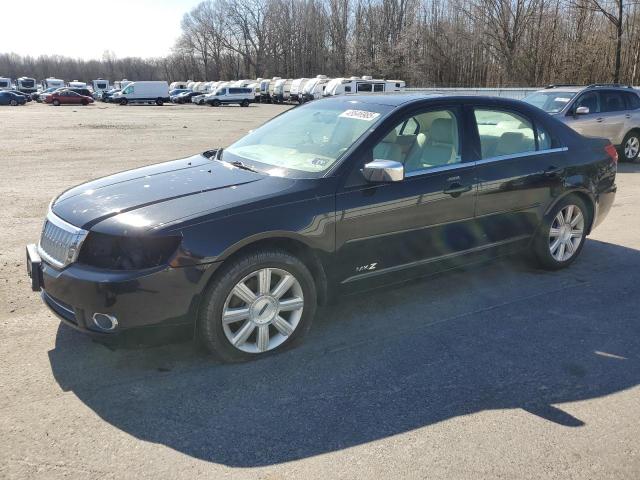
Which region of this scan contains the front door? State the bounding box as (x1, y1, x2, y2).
(564, 91, 603, 139)
(334, 106, 477, 286)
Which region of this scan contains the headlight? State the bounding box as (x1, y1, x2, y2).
(78, 232, 181, 270)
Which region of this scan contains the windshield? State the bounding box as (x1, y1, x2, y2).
(224, 100, 392, 178)
(523, 91, 577, 113)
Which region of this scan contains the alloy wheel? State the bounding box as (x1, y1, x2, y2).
(625, 136, 639, 160)
(222, 268, 304, 353)
(549, 204, 585, 262)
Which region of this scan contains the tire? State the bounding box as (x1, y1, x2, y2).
(10, 99, 17, 106)
(241, 99, 249, 107)
(198, 249, 317, 362)
(156, 98, 163, 106)
(212, 99, 221, 107)
(81, 100, 88, 106)
(120, 98, 128, 106)
(52, 99, 60, 106)
(621, 130, 640, 162)
(532, 194, 589, 270)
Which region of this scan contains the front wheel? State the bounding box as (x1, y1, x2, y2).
(240, 99, 249, 107)
(212, 99, 221, 107)
(622, 131, 640, 162)
(120, 98, 128, 106)
(10, 99, 17, 106)
(198, 250, 317, 362)
(52, 99, 60, 106)
(532, 195, 589, 270)
(156, 98, 163, 106)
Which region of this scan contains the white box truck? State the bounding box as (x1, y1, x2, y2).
(111, 81, 170, 105)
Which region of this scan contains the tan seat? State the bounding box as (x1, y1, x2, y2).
(373, 129, 404, 162)
(494, 132, 534, 157)
(405, 118, 456, 171)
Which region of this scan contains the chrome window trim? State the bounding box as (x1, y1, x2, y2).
(402, 147, 567, 178)
(475, 147, 568, 166)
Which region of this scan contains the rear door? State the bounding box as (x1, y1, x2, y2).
(473, 106, 567, 245)
(598, 89, 628, 145)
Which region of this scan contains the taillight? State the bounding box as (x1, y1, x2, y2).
(604, 143, 618, 164)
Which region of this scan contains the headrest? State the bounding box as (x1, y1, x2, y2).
(496, 132, 524, 155)
(430, 118, 453, 144)
(382, 128, 398, 143)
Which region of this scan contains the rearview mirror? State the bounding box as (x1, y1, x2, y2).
(362, 159, 404, 183)
(575, 106, 590, 115)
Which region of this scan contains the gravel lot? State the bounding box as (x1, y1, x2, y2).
(1, 101, 639, 479)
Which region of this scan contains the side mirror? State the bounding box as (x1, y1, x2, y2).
(575, 106, 590, 115)
(362, 159, 404, 183)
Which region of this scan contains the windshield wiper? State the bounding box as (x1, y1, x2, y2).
(228, 160, 259, 173)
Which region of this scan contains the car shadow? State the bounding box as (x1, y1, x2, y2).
(48, 239, 640, 467)
(618, 161, 640, 173)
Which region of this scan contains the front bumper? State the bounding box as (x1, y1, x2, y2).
(26, 244, 218, 338)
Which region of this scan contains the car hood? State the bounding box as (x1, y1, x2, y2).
(51, 153, 296, 234)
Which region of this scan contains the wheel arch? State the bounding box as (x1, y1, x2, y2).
(544, 189, 596, 234)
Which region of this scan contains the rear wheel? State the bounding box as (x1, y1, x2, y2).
(198, 250, 316, 362)
(622, 131, 640, 162)
(156, 98, 163, 106)
(532, 195, 589, 270)
(120, 98, 128, 106)
(81, 100, 88, 106)
(241, 99, 249, 107)
(52, 99, 60, 106)
(212, 99, 221, 107)
(10, 99, 17, 106)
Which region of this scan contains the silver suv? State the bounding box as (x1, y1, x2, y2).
(524, 84, 640, 162)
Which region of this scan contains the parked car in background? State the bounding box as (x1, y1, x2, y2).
(0, 91, 26, 105)
(40, 87, 92, 103)
(101, 88, 120, 102)
(26, 95, 617, 362)
(45, 90, 94, 106)
(171, 90, 201, 104)
(4, 89, 32, 102)
(169, 88, 190, 97)
(111, 81, 170, 106)
(205, 87, 253, 106)
(32, 87, 59, 102)
(524, 83, 640, 162)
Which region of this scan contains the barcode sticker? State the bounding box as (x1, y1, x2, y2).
(339, 109, 381, 121)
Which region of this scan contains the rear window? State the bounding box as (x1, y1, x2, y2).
(624, 91, 640, 110)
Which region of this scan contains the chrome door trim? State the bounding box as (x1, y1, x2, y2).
(475, 147, 568, 166)
(404, 161, 472, 178)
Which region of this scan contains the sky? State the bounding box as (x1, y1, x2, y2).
(1, 0, 202, 59)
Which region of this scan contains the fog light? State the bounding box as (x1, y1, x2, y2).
(92, 313, 118, 331)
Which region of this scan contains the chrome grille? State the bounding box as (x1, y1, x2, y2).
(38, 212, 88, 269)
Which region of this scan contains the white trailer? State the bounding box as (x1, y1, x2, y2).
(16, 77, 37, 93)
(300, 75, 330, 102)
(0, 77, 12, 90)
(289, 78, 309, 102)
(41, 77, 65, 90)
(111, 81, 170, 106)
(272, 78, 293, 103)
(92, 79, 110, 92)
(323, 76, 406, 97)
(68, 80, 88, 89)
(170, 81, 189, 90)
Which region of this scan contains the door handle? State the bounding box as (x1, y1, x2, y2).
(444, 183, 472, 197)
(626, 114, 632, 119)
(596, 117, 604, 122)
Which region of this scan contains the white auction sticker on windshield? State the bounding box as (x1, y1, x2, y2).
(555, 97, 571, 102)
(339, 109, 380, 121)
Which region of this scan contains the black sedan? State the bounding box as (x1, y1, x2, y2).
(26, 95, 617, 361)
(0, 91, 27, 106)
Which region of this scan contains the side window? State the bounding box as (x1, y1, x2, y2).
(573, 92, 599, 114)
(345, 86, 351, 93)
(624, 91, 640, 110)
(374, 83, 384, 92)
(372, 109, 460, 174)
(537, 124, 552, 150)
(357, 83, 372, 92)
(474, 109, 536, 159)
(601, 91, 626, 112)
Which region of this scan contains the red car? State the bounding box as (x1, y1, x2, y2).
(45, 90, 94, 106)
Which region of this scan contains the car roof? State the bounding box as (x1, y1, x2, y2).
(534, 85, 638, 94)
(315, 93, 535, 108)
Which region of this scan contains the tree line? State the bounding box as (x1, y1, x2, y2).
(0, 0, 636, 87)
